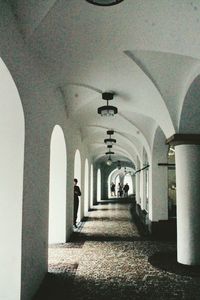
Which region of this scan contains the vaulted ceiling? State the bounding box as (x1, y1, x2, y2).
(9, 0, 200, 164)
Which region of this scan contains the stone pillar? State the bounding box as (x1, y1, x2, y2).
(167, 134, 200, 265)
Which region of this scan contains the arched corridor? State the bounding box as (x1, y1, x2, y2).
(36, 198, 200, 300)
(2, 0, 200, 298)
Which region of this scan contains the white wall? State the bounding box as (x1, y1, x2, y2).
(49, 125, 67, 244)
(0, 3, 91, 298)
(0, 58, 24, 300)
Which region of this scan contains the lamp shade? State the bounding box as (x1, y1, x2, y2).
(86, 0, 124, 7)
(97, 92, 118, 117)
(98, 105, 118, 117)
(104, 138, 116, 146)
(105, 151, 114, 155)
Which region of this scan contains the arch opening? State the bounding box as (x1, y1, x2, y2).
(108, 166, 135, 198)
(48, 125, 67, 244)
(0, 58, 25, 300)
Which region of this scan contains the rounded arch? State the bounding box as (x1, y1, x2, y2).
(0, 58, 25, 299)
(108, 166, 135, 198)
(49, 125, 67, 244)
(74, 149, 82, 222)
(84, 158, 89, 215)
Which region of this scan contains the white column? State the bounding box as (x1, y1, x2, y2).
(175, 144, 200, 265)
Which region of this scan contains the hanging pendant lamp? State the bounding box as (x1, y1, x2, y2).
(104, 129, 116, 146)
(98, 93, 118, 117)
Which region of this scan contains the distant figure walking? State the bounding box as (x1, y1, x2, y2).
(74, 178, 81, 227)
(118, 183, 123, 197)
(111, 182, 116, 196)
(123, 183, 129, 197)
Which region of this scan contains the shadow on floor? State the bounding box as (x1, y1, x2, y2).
(33, 267, 197, 300)
(149, 251, 200, 277)
(86, 216, 134, 222)
(70, 232, 142, 242)
(33, 272, 74, 300)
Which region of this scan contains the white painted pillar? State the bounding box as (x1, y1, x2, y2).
(175, 144, 200, 265)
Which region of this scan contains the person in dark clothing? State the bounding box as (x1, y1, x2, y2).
(123, 183, 129, 197)
(74, 178, 81, 227)
(111, 182, 116, 196)
(118, 183, 123, 197)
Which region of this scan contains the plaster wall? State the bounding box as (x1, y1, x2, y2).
(0, 3, 90, 299)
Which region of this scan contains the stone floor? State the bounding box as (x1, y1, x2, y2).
(34, 199, 200, 300)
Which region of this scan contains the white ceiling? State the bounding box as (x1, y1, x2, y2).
(9, 0, 200, 163)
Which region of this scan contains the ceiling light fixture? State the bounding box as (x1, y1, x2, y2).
(98, 92, 118, 117)
(86, 0, 124, 6)
(104, 130, 116, 146)
(105, 150, 115, 166)
(105, 151, 114, 155)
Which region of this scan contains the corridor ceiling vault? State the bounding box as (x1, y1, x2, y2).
(9, 0, 200, 165)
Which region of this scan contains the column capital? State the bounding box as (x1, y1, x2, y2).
(166, 134, 200, 146)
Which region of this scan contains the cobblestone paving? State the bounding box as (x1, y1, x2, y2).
(35, 200, 200, 300)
